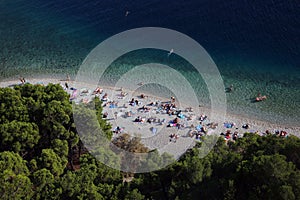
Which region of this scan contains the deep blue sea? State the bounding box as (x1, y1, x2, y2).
(0, 0, 299, 126)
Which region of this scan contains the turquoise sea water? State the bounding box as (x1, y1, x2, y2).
(0, 0, 299, 126)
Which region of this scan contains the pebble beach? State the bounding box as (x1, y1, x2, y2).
(1, 77, 299, 159)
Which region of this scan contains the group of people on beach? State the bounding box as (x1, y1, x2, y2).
(61, 79, 289, 145)
(219, 122, 289, 141)
(129, 98, 141, 106)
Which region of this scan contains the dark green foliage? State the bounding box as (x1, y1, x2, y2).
(0, 84, 299, 200)
(0, 87, 29, 123)
(0, 121, 40, 154)
(0, 151, 33, 200)
(124, 188, 145, 200)
(32, 168, 62, 200)
(38, 149, 67, 177)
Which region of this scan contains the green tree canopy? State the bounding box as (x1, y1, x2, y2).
(0, 121, 40, 154)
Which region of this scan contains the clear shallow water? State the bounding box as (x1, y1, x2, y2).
(0, 0, 299, 126)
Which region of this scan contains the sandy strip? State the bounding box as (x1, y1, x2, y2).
(1, 77, 299, 159)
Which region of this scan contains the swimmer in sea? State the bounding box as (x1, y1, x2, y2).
(225, 84, 234, 93)
(168, 49, 174, 56)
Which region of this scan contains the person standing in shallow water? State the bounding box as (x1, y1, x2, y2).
(226, 84, 234, 93)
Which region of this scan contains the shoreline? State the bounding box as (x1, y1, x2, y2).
(1, 76, 299, 159)
(1, 76, 299, 133)
(1, 73, 299, 127)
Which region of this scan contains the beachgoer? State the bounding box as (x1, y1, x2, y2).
(126, 111, 132, 117)
(168, 49, 174, 56)
(65, 82, 69, 89)
(280, 131, 287, 137)
(102, 93, 108, 101)
(103, 112, 108, 118)
(242, 124, 249, 129)
(120, 91, 127, 97)
(169, 133, 175, 142)
(202, 126, 208, 134)
(114, 126, 121, 134)
(174, 134, 179, 142)
(174, 117, 179, 124)
(265, 130, 271, 135)
(200, 114, 207, 122)
(255, 93, 267, 102)
(233, 132, 238, 140)
(171, 96, 175, 103)
(19, 77, 26, 84)
(226, 84, 234, 92)
(93, 87, 103, 94)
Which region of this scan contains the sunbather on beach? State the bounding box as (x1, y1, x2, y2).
(169, 133, 179, 143)
(174, 117, 180, 124)
(242, 124, 250, 129)
(102, 93, 109, 101)
(103, 112, 108, 118)
(224, 122, 235, 128)
(130, 98, 135, 104)
(138, 105, 150, 112)
(279, 131, 287, 137)
(171, 96, 175, 103)
(81, 88, 89, 94)
(93, 87, 103, 94)
(199, 114, 207, 122)
(120, 91, 127, 97)
(114, 126, 122, 134)
(233, 132, 238, 140)
(134, 116, 145, 123)
(148, 101, 156, 106)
